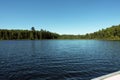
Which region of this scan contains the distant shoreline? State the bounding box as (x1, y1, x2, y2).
(0, 24, 120, 40)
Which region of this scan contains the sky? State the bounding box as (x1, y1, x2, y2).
(0, 0, 120, 34)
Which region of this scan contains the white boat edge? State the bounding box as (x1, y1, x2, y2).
(91, 71, 120, 80)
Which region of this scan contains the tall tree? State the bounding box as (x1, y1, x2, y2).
(31, 27, 35, 31)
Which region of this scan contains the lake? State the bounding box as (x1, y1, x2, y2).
(0, 40, 120, 80)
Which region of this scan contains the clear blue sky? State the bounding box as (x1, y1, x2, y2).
(0, 0, 120, 34)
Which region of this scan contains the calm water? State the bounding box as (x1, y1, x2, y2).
(0, 40, 120, 80)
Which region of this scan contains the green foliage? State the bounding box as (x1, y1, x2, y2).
(0, 28, 59, 40)
(83, 24, 120, 40)
(1, 25, 120, 40)
(59, 24, 120, 40)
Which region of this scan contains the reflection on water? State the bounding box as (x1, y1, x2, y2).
(0, 40, 120, 80)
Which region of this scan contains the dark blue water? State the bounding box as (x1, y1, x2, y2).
(0, 40, 120, 80)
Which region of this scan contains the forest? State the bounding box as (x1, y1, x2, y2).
(0, 24, 120, 40)
(0, 27, 59, 40)
(59, 24, 120, 40)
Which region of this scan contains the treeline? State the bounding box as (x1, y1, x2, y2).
(0, 27, 59, 40)
(83, 25, 120, 40)
(59, 24, 120, 40)
(58, 35, 83, 39)
(1, 24, 120, 40)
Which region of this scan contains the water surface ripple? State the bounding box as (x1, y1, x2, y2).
(0, 40, 120, 80)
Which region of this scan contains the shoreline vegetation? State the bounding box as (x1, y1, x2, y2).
(0, 25, 120, 40)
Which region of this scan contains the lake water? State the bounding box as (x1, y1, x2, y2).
(0, 40, 120, 80)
